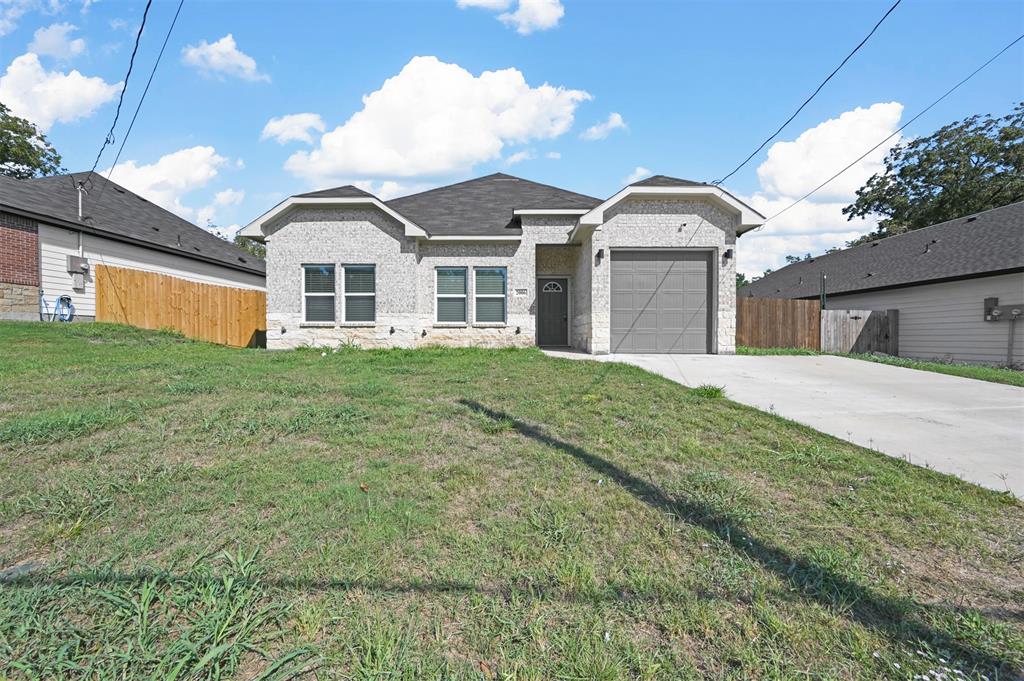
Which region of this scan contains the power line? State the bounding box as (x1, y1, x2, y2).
(757, 32, 1024, 230)
(711, 0, 902, 187)
(95, 0, 185, 207)
(85, 0, 153, 181)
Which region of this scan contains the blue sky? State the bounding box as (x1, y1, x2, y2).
(1, 0, 1022, 275)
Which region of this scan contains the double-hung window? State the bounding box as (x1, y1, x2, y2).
(474, 267, 507, 324)
(343, 265, 376, 322)
(436, 267, 467, 323)
(303, 264, 335, 323)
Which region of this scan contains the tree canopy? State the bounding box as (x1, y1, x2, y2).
(0, 103, 64, 180)
(843, 102, 1024, 244)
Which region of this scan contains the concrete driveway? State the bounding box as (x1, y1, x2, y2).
(546, 351, 1024, 495)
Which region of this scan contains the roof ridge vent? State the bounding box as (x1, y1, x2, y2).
(965, 216, 977, 223)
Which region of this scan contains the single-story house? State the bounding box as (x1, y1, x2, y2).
(741, 201, 1024, 366)
(0, 172, 265, 321)
(240, 173, 765, 353)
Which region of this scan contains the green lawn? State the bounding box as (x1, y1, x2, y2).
(738, 345, 1024, 387)
(1, 322, 1021, 680)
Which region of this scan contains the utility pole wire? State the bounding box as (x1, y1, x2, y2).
(757, 32, 1024, 230)
(85, 0, 153, 183)
(712, 0, 902, 187)
(95, 0, 186, 207)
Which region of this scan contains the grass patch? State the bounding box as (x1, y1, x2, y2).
(691, 384, 726, 399)
(1, 321, 1021, 679)
(737, 345, 1024, 386)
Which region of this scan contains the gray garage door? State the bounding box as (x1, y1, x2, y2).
(610, 250, 712, 353)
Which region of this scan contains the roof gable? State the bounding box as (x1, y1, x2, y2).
(740, 202, 1024, 299)
(631, 175, 709, 188)
(386, 173, 600, 236)
(0, 173, 264, 275)
(297, 185, 374, 199)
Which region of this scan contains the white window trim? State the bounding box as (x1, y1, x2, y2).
(435, 266, 468, 325)
(473, 266, 507, 326)
(301, 263, 337, 326)
(341, 263, 376, 325)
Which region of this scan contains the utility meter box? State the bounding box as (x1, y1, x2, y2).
(984, 297, 1024, 321)
(67, 255, 90, 274)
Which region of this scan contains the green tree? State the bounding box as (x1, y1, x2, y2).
(844, 102, 1024, 244)
(736, 272, 749, 288)
(0, 103, 64, 179)
(233, 234, 266, 260)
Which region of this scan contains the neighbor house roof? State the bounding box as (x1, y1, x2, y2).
(0, 172, 265, 275)
(740, 201, 1024, 299)
(386, 173, 601, 237)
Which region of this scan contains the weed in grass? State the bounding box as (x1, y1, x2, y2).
(691, 384, 725, 399)
(0, 550, 313, 680)
(0, 399, 148, 445)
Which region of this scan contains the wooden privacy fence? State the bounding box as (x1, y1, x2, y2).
(737, 297, 821, 350)
(95, 265, 266, 348)
(821, 308, 898, 355)
(737, 297, 899, 355)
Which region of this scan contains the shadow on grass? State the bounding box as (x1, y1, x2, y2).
(458, 398, 1017, 675)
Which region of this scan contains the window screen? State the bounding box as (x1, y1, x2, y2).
(474, 267, 506, 323)
(436, 268, 467, 323)
(303, 265, 335, 322)
(344, 265, 375, 322)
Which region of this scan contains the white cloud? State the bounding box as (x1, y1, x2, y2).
(499, 0, 564, 34)
(581, 112, 626, 141)
(756, 102, 903, 200)
(1, 0, 32, 36)
(0, 52, 119, 131)
(261, 113, 325, 145)
(285, 56, 590, 184)
(29, 22, 86, 59)
(80, 0, 97, 12)
(545, 151, 560, 159)
(458, 0, 563, 34)
(622, 166, 650, 185)
(735, 102, 904, 278)
(504, 149, 534, 165)
(456, 0, 509, 8)
(105, 146, 228, 220)
(181, 34, 269, 82)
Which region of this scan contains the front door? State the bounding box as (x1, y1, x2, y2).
(537, 277, 569, 346)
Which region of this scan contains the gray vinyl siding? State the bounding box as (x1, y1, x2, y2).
(830, 272, 1024, 366)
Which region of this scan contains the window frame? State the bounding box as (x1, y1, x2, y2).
(434, 266, 468, 325)
(341, 264, 376, 324)
(301, 263, 336, 325)
(473, 266, 508, 325)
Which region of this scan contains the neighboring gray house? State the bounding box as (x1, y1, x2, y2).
(741, 201, 1024, 366)
(0, 173, 265, 322)
(240, 173, 764, 353)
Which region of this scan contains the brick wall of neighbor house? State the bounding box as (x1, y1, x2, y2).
(0, 211, 40, 320)
(583, 198, 738, 354)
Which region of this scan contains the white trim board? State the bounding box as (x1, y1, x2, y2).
(240, 197, 427, 240)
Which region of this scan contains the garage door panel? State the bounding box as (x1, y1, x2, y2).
(610, 250, 711, 354)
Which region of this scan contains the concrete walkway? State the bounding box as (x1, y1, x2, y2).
(544, 351, 1024, 495)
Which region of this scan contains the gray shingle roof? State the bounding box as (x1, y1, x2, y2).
(0, 172, 264, 275)
(297, 185, 374, 199)
(385, 173, 601, 236)
(740, 202, 1024, 299)
(630, 175, 710, 187)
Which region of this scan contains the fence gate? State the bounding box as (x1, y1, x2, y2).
(820, 308, 899, 355)
(95, 265, 266, 348)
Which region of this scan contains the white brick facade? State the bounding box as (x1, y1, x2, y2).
(263, 197, 739, 353)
